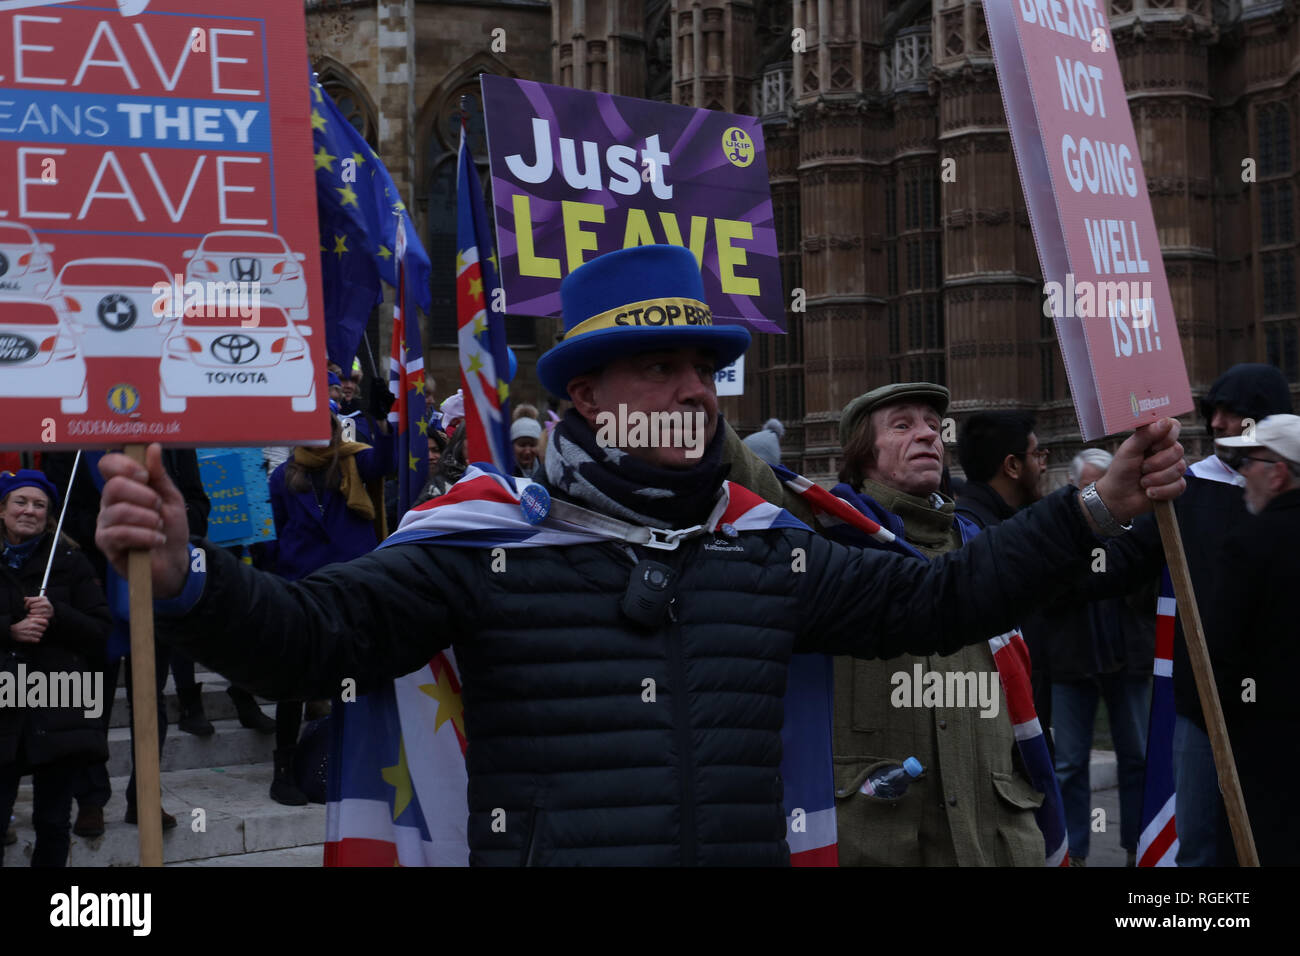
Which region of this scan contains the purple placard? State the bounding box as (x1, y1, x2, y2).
(481, 75, 784, 333)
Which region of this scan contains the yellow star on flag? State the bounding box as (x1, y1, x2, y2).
(471, 316, 486, 336)
(336, 184, 359, 207)
(333, 234, 348, 257)
(378, 245, 392, 261)
(312, 83, 323, 103)
(419, 679, 466, 740)
(380, 739, 413, 821)
(497, 379, 509, 404)
(310, 108, 327, 132)
(456, 250, 467, 271)
(416, 417, 429, 436)
(408, 452, 421, 472)
(392, 199, 407, 212)
(353, 150, 367, 166)
(314, 146, 336, 172)
(468, 276, 484, 301)
(488, 251, 499, 274)
(467, 353, 483, 375)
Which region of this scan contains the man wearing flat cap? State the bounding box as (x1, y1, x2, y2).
(93, 244, 1187, 866)
(824, 384, 1048, 866)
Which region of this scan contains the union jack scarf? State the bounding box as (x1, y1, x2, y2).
(326, 462, 837, 866)
(769, 464, 1070, 867)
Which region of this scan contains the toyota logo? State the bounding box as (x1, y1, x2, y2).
(97, 294, 137, 331)
(231, 258, 261, 282)
(211, 333, 260, 365)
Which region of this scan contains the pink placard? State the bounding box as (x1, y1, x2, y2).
(985, 1, 1194, 440)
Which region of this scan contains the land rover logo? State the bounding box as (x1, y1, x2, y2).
(0, 252, 8, 277)
(231, 258, 261, 282)
(211, 333, 259, 365)
(97, 294, 137, 331)
(0, 333, 37, 363)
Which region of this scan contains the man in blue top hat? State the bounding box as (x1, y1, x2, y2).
(91, 244, 1188, 865)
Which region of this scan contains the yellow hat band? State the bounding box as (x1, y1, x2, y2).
(564, 297, 714, 340)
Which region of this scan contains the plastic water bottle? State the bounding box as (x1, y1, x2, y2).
(858, 757, 925, 799)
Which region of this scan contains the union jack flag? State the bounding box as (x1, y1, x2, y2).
(1137, 568, 1179, 866)
(455, 120, 512, 471)
(387, 218, 428, 514)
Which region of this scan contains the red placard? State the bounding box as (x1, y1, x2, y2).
(0, 0, 327, 448)
(985, 1, 1194, 440)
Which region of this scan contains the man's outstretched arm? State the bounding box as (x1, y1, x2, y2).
(797, 418, 1187, 658)
(95, 445, 470, 701)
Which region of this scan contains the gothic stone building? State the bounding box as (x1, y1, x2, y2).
(306, 0, 1300, 483)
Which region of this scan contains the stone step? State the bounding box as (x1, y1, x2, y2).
(107, 670, 275, 730)
(3, 765, 326, 867)
(169, 844, 324, 867)
(107, 717, 276, 778)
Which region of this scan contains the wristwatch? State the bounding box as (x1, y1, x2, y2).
(1079, 482, 1132, 537)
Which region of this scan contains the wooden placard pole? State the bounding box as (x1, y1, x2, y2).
(125, 444, 163, 867)
(1153, 499, 1258, 866)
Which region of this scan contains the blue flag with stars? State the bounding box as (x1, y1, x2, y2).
(311, 70, 432, 371)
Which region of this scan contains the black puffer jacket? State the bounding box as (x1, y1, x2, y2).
(0, 534, 112, 767)
(159, 486, 1100, 866)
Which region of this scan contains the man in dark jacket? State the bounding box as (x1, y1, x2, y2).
(1205, 414, 1300, 864)
(955, 412, 1053, 731)
(92, 245, 1189, 866)
(1091, 362, 1294, 866)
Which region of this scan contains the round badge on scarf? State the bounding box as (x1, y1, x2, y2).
(719, 523, 738, 539)
(519, 483, 551, 525)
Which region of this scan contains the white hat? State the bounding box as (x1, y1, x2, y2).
(1215, 413, 1300, 466)
(511, 417, 542, 442)
(439, 389, 465, 423)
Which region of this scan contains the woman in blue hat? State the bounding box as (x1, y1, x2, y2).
(0, 470, 111, 867)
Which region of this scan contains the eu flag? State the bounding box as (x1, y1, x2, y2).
(311, 71, 432, 371)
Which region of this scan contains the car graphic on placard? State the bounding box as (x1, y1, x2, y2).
(46, 258, 176, 357)
(0, 219, 56, 297)
(158, 304, 316, 413)
(183, 231, 309, 322)
(0, 298, 88, 414)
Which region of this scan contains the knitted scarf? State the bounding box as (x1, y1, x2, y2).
(292, 442, 374, 520)
(542, 409, 729, 529)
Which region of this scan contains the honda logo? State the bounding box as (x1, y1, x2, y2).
(231, 258, 262, 282)
(211, 333, 260, 365)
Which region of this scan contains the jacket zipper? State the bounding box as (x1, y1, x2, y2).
(664, 578, 697, 866)
(522, 799, 542, 866)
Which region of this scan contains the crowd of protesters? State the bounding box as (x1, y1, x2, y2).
(3, 251, 1297, 866)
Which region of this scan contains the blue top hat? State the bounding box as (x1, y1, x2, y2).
(536, 245, 751, 398)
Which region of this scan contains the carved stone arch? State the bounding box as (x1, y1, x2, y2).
(313, 56, 377, 148)
(418, 50, 516, 180)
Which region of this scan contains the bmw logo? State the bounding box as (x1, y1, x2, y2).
(97, 294, 137, 331)
(211, 333, 260, 365)
(107, 384, 140, 415)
